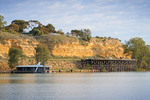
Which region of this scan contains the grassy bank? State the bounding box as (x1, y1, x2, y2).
(0, 32, 36, 41)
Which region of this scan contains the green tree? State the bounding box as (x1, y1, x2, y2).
(6, 24, 19, 32)
(56, 29, 64, 35)
(124, 37, 148, 69)
(71, 29, 92, 41)
(35, 45, 49, 64)
(66, 32, 71, 37)
(28, 20, 42, 29)
(71, 29, 81, 37)
(30, 28, 43, 36)
(45, 23, 55, 33)
(41, 26, 49, 34)
(11, 20, 29, 33)
(145, 45, 150, 70)
(124, 37, 145, 59)
(83, 29, 91, 37)
(8, 47, 23, 70)
(81, 29, 91, 41)
(0, 15, 7, 30)
(29, 23, 55, 35)
(138, 45, 150, 69)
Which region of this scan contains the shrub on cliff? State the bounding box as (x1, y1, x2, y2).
(30, 28, 44, 36)
(70, 29, 92, 42)
(35, 45, 49, 64)
(8, 47, 23, 70)
(5, 24, 19, 32)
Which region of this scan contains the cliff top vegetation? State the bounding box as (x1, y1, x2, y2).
(0, 31, 36, 41)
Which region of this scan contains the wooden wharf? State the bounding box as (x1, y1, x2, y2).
(81, 59, 137, 72)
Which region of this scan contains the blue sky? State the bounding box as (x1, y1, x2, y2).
(0, 0, 150, 44)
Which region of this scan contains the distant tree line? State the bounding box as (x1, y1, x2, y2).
(0, 15, 92, 41)
(0, 15, 65, 36)
(95, 36, 121, 42)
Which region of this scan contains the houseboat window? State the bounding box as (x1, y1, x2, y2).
(17, 67, 22, 71)
(27, 67, 31, 71)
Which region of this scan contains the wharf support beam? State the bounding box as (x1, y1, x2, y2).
(81, 59, 137, 72)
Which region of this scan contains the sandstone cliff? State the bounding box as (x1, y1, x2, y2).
(36, 34, 128, 59)
(0, 32, 39, 72)
(0, 39, 39, 58)
(52, 38, 126, 58)
(0, 32, 129, 72)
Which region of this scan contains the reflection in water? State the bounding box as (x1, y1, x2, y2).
(0, 72, 150, 100)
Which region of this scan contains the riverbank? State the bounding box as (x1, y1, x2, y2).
(0, 59, 149, 73)
(0, 68, 101, 73)
(50, 69, 101, 73)
(1, 69, 148, 74)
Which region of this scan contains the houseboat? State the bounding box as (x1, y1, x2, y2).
(13, 62, 51, 73)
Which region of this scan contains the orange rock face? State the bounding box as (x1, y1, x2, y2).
(52, 38, 130, 59)
(0, 37, 131, 72)
(0, 39, 39, 58)
(0, 37, 130, 59)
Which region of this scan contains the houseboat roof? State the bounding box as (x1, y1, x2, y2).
(16, 62, 51, 68)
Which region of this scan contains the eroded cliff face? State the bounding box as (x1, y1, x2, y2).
(52, 42, 93, 57)
(0, 39, 39, 58)
(0, 35, 129, 72)
(52, 38, 128, 58)
(0, 34, 128, 59)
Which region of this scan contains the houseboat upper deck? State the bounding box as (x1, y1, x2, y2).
(13, 62, 51, 73)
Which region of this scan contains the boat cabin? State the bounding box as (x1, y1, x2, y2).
(14, 62, 51, 73)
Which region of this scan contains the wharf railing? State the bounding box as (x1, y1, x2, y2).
(81, 59, 137, 72)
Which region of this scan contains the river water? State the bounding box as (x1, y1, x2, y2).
(0, 72, 150, 100)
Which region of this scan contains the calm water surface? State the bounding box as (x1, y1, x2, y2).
(0, 72, 150, 100)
